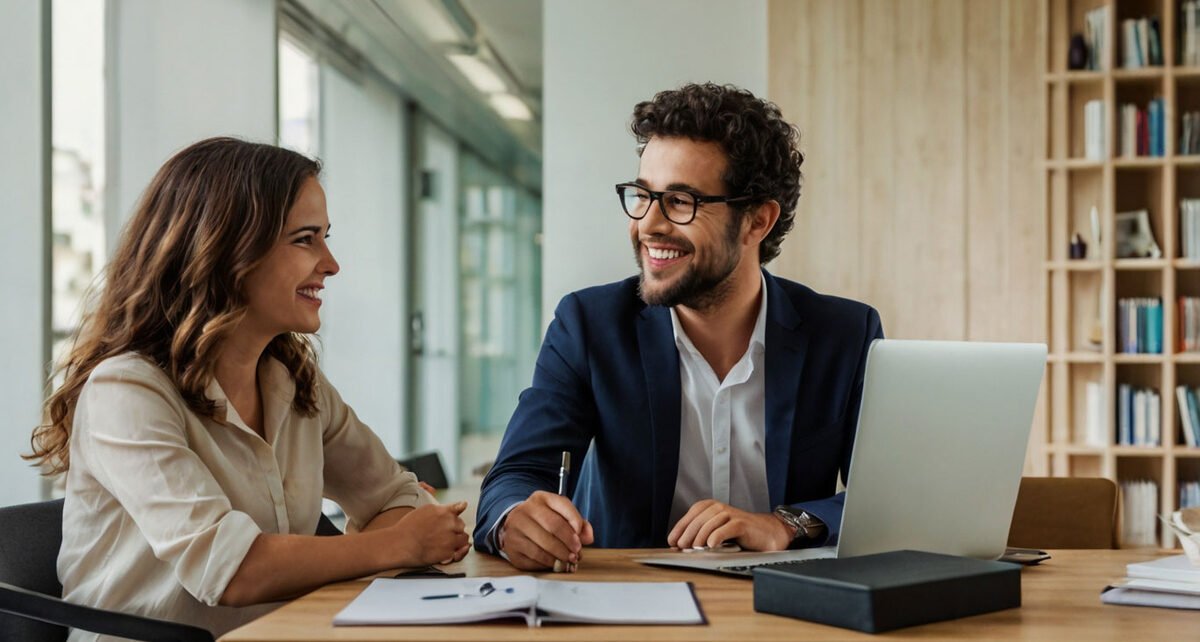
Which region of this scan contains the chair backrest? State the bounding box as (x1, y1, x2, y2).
(1007, 477, 1119, 549)
(397, 451, 449, 490)
(0, 499, 67, 641)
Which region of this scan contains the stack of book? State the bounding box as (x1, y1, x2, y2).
(1184, 2, 1200, 66)
(1086, 6, 1109, 70)
(1118, 297, 1163, 353)
(1118, 384, 1161, 446)
(1182, 112, 1200, 156)
(1085, 100, 1106, 160)
(1121, 17, 1163, 67)
(1120, 479, 1159, 547)
(1179, 296, 1200, 349)
(1118, 99, 1165, 157)
(1176, 385, 1200, 447)
(1103, 554, 1200, 609)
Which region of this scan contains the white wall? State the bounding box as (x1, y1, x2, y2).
(0, 1, 48, 505)
(541, 0, 767, 322)
(107, 0, 276, 244)
(318, 68, 409, 456)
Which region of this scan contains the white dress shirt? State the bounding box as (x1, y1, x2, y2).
(59, 353, 432, 641)
(668, 274, 772, 527)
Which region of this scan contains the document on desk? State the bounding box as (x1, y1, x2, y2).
(332, 576, 706, 627)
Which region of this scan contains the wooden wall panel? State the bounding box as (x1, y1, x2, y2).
(769, 0, 1045, 345)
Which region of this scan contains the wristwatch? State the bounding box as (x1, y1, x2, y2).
(772, 505, 827, 543)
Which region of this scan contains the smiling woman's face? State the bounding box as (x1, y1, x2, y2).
(241, 177, 339, 337)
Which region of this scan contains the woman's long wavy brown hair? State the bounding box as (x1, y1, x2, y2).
(28, 137, 323, 475)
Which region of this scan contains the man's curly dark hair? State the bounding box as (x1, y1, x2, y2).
(630, 82, 803, 265)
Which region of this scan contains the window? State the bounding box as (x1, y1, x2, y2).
(51, 0, 106, 369)
(278, 35, 319, 157)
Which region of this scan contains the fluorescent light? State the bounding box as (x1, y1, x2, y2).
(488, 93, 533, 121)
(447, 53, 507, 93)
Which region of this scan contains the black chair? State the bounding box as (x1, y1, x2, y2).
(396, 451, 450, 490)
(0, 499, 214, 641)
(0, 501, 344, 641)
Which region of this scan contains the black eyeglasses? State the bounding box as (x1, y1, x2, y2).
(615, 182, 757, 225)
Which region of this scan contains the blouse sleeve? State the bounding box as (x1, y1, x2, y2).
(317, 370, 433, 531)
(73, 360, 262, 607)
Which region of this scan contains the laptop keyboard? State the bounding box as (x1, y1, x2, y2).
(719, 558, 818, 576)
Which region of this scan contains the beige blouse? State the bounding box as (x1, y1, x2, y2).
(59, 353, 431, 641)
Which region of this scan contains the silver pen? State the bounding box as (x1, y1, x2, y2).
(553, 451, 572, 573)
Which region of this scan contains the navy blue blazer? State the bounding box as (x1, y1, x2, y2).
(474, 270, 883, 552)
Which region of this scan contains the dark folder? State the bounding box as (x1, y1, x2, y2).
(752, 549, 1021, 633)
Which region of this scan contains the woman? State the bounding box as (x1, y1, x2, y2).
(27, 137, 469, 640)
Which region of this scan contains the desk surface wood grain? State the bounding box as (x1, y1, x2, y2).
(221, 548, 1191, 641)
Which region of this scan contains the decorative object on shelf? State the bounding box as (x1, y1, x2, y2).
(1087, 287, 1104, 351)
(1070, 233, 1088, 259)
(1090, 205, 1102, 260)
(1069, 33, 1089, 70)
(1114, 209, 1162, 259)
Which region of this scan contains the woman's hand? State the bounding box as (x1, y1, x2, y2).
(389, 501, 470, 567)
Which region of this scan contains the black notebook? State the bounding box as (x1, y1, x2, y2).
(752, 549, 1021, 633)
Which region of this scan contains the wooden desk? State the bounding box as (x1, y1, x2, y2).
(222, 548, 1192, 641)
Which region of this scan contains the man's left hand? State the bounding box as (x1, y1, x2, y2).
(667, 499, 793, 551)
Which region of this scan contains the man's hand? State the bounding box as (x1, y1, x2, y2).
(499, 491, 595, 571)
(667, 499, 793, 551)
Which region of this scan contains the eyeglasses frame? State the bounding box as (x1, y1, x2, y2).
(614, 182, 759, 225)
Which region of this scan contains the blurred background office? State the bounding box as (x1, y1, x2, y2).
(1, 0, 1046, 510)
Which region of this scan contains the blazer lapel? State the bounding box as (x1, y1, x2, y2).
(763, 271, 808, 507)
(637, 304, 681, 544)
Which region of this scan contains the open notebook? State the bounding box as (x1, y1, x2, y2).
(332, 576, 706, 628)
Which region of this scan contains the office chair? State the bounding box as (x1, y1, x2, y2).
(0, 498, 213, 642)
(397, 451, 450, 490)
(1007, 477, 1119, 549)
(0, 500, 342, 641)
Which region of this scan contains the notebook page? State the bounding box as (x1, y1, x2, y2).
(333, 576, 538, 625)
(534, 580, 705, 625)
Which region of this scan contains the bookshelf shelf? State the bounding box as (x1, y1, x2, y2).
(1047, 259, 1105, 270)
(1045, 0, 1200, 549)
(1113, 258, 1168, 269)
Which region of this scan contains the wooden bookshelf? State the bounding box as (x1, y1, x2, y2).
(1045, 0, 1200, 547)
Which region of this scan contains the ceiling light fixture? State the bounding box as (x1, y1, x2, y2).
(447, 53, 507, 93)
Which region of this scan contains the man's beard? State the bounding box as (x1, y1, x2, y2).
(635, 218, 742, 311)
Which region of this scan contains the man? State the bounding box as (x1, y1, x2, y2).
(474, 83, 883, 571)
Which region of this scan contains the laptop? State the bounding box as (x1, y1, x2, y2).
(635, 339, 1047, 576)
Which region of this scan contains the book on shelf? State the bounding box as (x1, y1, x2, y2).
(1117, 384, 1161, 446)
(1182, 481, 1200, 508)
(1185, 2, 1200, 66)
(1086, 6, 1109, 70)
(1085, 100, 1106, 160)
(1175, 385, 1200, 448)
(1182, 204, 1200, 260)
(1121, 17, 1162, 68)
(1119, 99, 1165, 157)
(1117, 298, 1162, 354)
(1120, 479, 1159, 547)
(1086, 381, 1107, 447)
(1182, 112, 1200, 156)
(1103, 556, 1200, 610)
(1179, 297, 1200, 350)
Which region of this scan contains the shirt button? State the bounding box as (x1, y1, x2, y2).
(717, 446, 728, 455)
